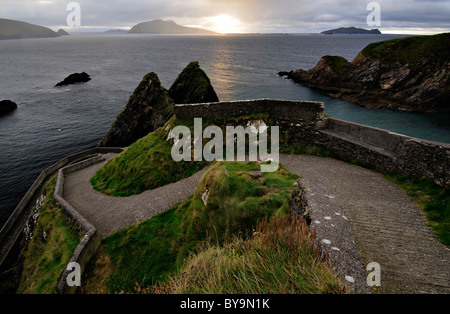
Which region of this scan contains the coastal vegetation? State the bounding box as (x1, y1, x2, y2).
(84, 161, 345, 294)
(17, 176, 82, 294)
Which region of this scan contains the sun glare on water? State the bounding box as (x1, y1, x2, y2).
(208, 14, 242, 34)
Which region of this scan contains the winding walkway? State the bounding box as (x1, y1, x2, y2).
(63, 153, 450, 294)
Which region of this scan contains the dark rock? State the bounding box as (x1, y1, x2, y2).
(289, 180, 311, 225)
(278, 71, 291, 77)
(56, 29, 70, 36)
(55, 72, 91, 87)
(285, 33, 450, 113)
(99, 72, 174, 147)
(169, 61, 219, 104)
(0, 100, 17, 116)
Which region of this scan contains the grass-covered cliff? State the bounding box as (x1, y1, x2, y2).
(286, 33, 450, 113)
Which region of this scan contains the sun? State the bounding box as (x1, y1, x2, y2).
(208, 14, 242, 34)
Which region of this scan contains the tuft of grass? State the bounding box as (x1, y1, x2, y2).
(90, 161, 299, 293)
(134, 216, 346, 294)
(385, 174, 450, 246)
(17, 175, 82, 294)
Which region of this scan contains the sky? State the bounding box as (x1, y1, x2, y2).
(1, 0, 450, 34)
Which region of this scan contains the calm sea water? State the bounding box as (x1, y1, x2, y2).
(0, 34, 449, 226)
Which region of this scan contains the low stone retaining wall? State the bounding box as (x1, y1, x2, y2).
(53, 155, 105, 294)
(0, 147, 123, 287)
(290, 178, 370, 294)
(175, 99, 450, 187)
(314, 118, 450, 186)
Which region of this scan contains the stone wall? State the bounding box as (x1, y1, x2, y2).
(53, 155, 105, 294)
(175, 99, 450, 187)
(0, 147, 124, 291)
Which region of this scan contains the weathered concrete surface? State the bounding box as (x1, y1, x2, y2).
(63, 154, 208, 238)
(280, 154, 450, 294)
(291, 178, 371, 294)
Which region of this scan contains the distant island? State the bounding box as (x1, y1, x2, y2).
(104, 29, 129, 34)
(0, 18, 60, 40)
(321, 27, 381, 35)
(129, 19, 217, 35)
(56, 29, 70, 36)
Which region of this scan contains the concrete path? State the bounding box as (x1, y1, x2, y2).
(63, 153, 449, 294)
(280, 154, 450, 294)
(63, 153, 209, 238)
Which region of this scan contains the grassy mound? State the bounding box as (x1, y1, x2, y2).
(88, 161, 311, 293)
(17, 176, 82, 294)
(91, 117, 209, 196)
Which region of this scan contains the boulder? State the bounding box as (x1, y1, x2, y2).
(55, 72, 90, 87)
(99, 72, 174, 147)
(0, 100, 17, 116)
(169, 61, 219, 104)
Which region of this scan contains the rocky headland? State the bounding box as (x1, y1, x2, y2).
(0, 19, 60, 40)
(99, 61, 219, 147)
(281, 33, 450, 113)
(0, 100, 17, 116)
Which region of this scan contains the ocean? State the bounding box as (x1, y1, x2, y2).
(0, 33, 449, 226)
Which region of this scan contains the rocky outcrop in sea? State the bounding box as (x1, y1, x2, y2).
(0, 100, 17, 116)
(55, 72, 91, 87)
(99, 61, 219, 147)
(169, 61, 219, 104)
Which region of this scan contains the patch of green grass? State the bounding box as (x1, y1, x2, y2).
(141, 217, 346, 294)
(362, 33, 450, 72)
(323, 55, 349, 76)
(385, 174, 450, 246)
(17, 175, 82, 294)
(91, 114, 276, 197)
(91, 117, 209, 197)
(99, 161, 299, 293)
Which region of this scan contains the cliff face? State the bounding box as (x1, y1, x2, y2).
(99, 73, 174, 147)
(285, 33, 450, 113)
(169, 61, 219, 104)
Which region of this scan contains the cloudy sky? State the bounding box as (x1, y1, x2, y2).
(1, 0, 450, 34)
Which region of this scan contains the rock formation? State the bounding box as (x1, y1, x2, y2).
(56, 29, 70, 36)
(282, 33, 450, 113)
(169, 61, 219, 104)
(55, 72, 91, 87)
(99, 72, 174, 147)
(0, 100, 17, 116)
